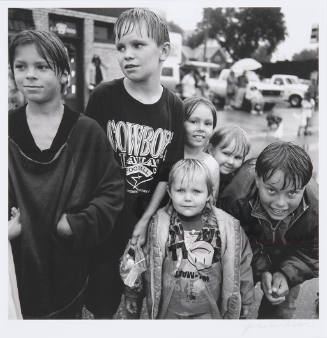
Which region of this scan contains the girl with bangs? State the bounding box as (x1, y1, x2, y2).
(183, 97, 220, 201)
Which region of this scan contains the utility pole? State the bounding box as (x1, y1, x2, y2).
(203, 22, 208, 62)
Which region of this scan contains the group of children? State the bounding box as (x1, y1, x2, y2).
(8, 8, 318, 320)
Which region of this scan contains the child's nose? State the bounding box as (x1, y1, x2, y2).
(124, 46, 134, 60)
(184, 191, 192, 201)
(227, 156, 234, 164)
(275, 194, 287, 208)
(26, 66, 37, 79)
(197, 122, 205, 131)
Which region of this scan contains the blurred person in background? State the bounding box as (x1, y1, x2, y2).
(225, 70, 236, 110)
(181, 68, 196, 99)
(86, 55, 107, 92)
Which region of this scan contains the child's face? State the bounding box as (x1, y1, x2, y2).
(184, 103, 214, 149)
(13, 43, 64, 105)
(116, 21, 168, 83)
(255, 170, 305, 221)
(210, 139, 244, 175)
(169, 170, 209, 218)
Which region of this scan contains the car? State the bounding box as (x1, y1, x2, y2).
(160, 62, 180, 92)
(209, 69, 283, 111)
(269, 74, 309, 107)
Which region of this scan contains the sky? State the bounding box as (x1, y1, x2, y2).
(157, 0, 322, 62)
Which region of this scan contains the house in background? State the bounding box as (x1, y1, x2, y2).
(182, 39, 232, 69)
(8, 7, 130, 110)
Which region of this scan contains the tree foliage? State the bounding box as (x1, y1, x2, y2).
(186, 7, 287, 61)
(292, 48, 318, 61)
(167, 21, 184, 35)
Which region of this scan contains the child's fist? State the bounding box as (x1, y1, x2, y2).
(56, 214, 73, 237)
(271, 271, 289, 298)
(8, 207, 21, 240)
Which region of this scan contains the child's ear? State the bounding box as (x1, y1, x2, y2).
(159, 42, 171, 62)
(166, 184, 171, 199)
(60, 71, 69, 85)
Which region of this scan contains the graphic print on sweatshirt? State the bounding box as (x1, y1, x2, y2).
(107, 120, 174, 194)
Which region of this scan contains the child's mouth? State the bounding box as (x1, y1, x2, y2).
(270, 208, 288, 216)
(125, 64, 138, 69)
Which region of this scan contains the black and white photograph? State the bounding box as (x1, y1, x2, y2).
(4, 0, 326, 337)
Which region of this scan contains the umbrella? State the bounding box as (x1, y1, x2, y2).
(231, 58, 262, 74)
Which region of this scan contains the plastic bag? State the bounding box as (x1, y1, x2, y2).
(120, 240, 146, 289)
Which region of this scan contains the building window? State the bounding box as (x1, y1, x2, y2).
(8, 8, 35, 33)
(94, 21, 114, 43)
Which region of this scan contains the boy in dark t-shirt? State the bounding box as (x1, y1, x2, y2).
(85, 8, 184, 318)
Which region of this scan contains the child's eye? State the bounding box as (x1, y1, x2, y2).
(288, 191, 298, 198)
(267, 188, 276, 194)
(14, 64, 24, 70)
(38, 64, 50, 70)
(205, 121, 213, 126)
(193, 189, 202, 194)
(133, 43, 144, 48)
(176, 188, 184, 193)
(188, 119, 196, 124)
(235, 155, 243, 160)
(116, 45, 125, 52)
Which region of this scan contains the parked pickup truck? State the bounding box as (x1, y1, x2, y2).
(266, 74, 309, 107)
(208, 69, 283, 111)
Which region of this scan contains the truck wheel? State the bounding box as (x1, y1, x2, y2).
(289, 94, 302, 107)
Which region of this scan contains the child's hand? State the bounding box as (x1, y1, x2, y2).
(271, 271, 289, 298)
(8, 207, 21, 240)
(125, 297, 138, 315)
(131, 218, 149, 246)
(56, 214, 73, 237)
(261, 271, 285, 305)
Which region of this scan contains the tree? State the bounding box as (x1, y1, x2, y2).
(186, 7, 287, 61)
(292, 48, 318, 61)
(251, 43, 273, 63)
(167, 21, 184, 35)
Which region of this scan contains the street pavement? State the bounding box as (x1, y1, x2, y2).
(218, 102, 319, 180)
(83, 102, 319, 319)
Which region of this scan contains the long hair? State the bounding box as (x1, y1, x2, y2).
(9, 30, 70, 76)
(183, 96, 218, 129)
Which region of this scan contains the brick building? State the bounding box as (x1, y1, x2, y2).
(9, 8, 129, 111)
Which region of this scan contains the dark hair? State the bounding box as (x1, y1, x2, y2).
(209, 125, 250, 159)
(183, 96, 217, 129)
(255, 141, 313, 189)
(114, 8, 170, 46)
(9, 30, 71, 76)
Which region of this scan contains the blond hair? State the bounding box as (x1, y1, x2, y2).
(209, 125, 250, 159)
(168, 159, 214, 202)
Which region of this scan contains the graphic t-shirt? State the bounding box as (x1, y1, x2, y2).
(85, 78, 184, 253)
(159, 223, 222, 319)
